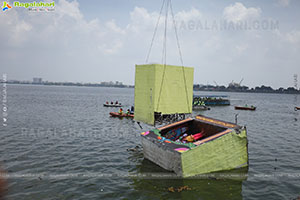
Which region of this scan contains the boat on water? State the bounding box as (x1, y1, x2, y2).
(140, 115, 248, 177)
(134, 63, 247, 178)
(235, 106, 256, 111)
(109, 112, 134, 118)
(295, 107, 300, 111)
(134, 0, 248, 177)
(103, 103, 122, 107)
(192, 105, 210, 111)
(193, 95, 230, 106)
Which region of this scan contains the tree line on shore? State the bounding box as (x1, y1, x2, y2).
(193, 84, 300, 94)
(2, 79, 299, 94)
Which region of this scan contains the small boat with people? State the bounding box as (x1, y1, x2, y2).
(235, 105, 256, 111)
(103, 101, 122, 107)
(295, 107, 300, 111)
(193, 95, 230, 106)
(109, 112, 134, 118)
(109, 107, 134, 118)
(192, 97, 210, 110)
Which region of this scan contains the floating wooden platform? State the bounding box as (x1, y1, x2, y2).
(140, 115, 248, 177)
(193, 95, 230, 106)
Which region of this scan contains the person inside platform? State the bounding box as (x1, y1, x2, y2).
(130, 106, 134, 114)
(119, 108, 123, 114)
(126, 109, 130, 115)
(182, 128, 205, 143)
(184, 135, 195, 142)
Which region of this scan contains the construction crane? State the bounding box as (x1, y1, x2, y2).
(213, 81, 219, 87)
(239, 78, 244, 86)
(229, 78, 244, 88)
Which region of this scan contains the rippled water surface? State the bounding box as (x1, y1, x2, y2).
(0, 84, 299, 200)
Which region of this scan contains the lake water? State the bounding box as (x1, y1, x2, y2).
(0, 84, 299, 200)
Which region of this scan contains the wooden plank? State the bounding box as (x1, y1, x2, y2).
(193, 129, 233, 146)
(157, 118, 193, 131)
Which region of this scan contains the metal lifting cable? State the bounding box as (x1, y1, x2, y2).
(169, 0, 190, 112)
(161, 0, 169, 65)
(145, 0, 166, 63)
(150, 0, 190, 113)
(156, 0, 169, 111)
(169, 0, 184, 66)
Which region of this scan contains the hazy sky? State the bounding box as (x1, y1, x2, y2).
(0, 0, 300, 88)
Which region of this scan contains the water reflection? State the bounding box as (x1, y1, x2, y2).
(131, 158, 248, 200)
(0, 166, 7, 200)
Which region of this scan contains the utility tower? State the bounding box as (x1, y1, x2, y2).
(294, 74, 298, 90)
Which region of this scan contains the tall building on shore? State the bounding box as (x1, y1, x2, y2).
(33, 78, 42, 84)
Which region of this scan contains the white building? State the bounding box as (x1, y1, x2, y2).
(33, 78, 42, 84)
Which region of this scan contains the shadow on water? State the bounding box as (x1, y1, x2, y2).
(129, 158, 248, 200)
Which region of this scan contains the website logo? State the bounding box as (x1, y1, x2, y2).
(2, 1, 12, 11)
(14, 1, 55, 12)
(1, 1, 55, 12)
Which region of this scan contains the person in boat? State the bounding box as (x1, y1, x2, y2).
(184, 135, 195, 142)
(182, 128, 205, 142)
(193, 131, 204, 141)
(111, 101, 113, 105)
(115, 101, 119, 105)
(130, 106, 134, 114)
(106, 101, 109, 104)
(119, 108, 123, 115)
(126, 109, 130, 115)
(178, 133, 188, 143)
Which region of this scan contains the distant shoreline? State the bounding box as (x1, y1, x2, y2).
(194, 88, 300, 95)
(193, 85, 300, 95)
(3, 81, 134, 89)
(3, 82, 300, 95)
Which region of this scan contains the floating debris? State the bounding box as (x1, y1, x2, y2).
(168, 187, 175, 193)
(127, 148, 136, 152)
(168, 186, 192, 193)
(127, 145, 142, 152)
